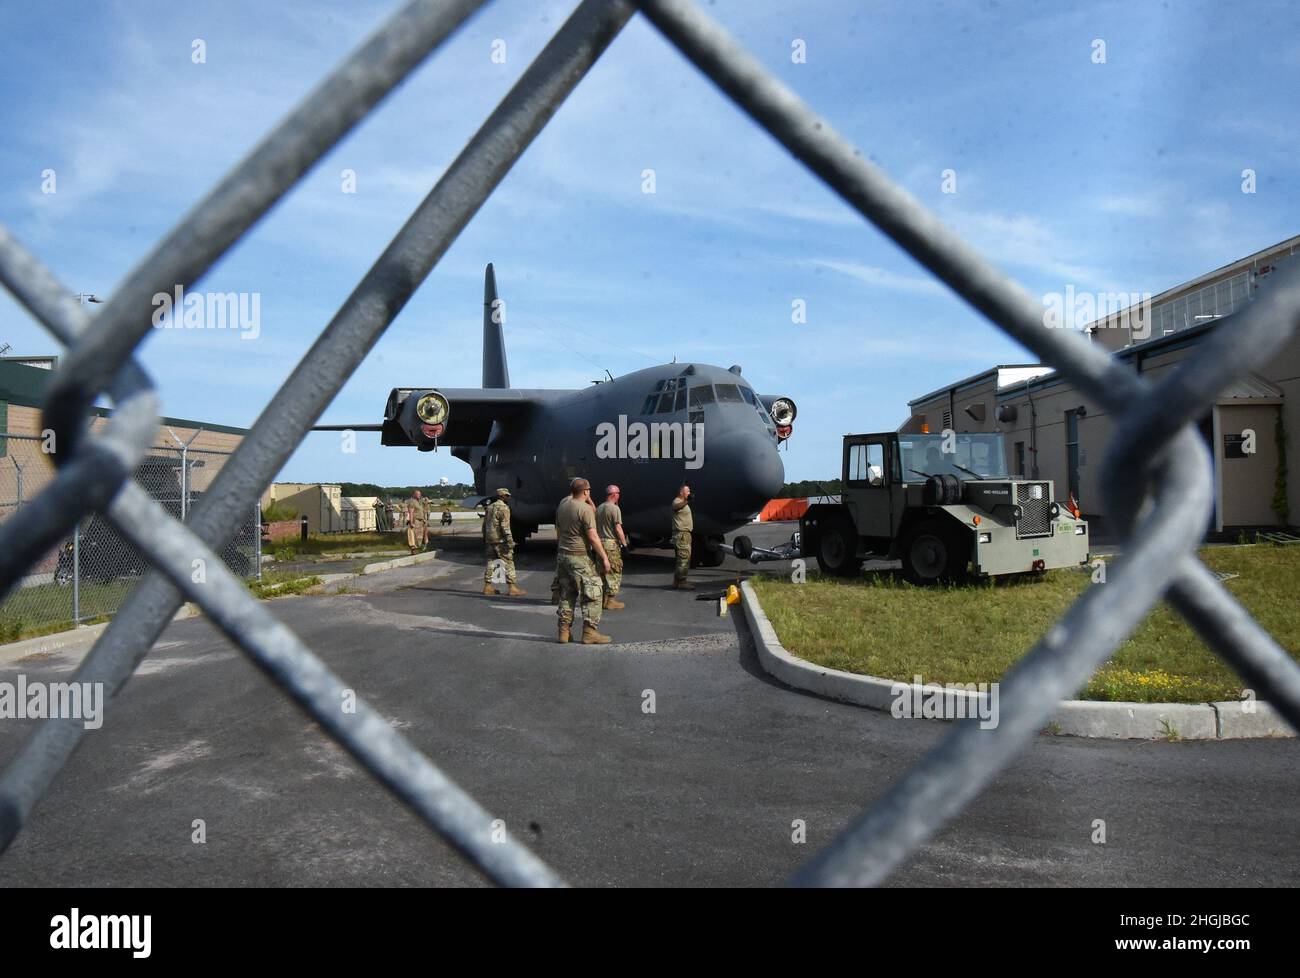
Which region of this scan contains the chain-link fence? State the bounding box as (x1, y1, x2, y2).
(0, 0, 1297, 887)
(0, 433, 259, 642)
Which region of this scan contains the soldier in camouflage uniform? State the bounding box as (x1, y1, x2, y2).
(483, 488, 525, 596)
(555, 478, 612, 645)
(671, 484, 694, 589)
(596, 485, 627, 610)
(405, 490, 427, 554)
(550, 493, 597, 605)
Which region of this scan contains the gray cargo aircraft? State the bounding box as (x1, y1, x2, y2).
(314, 265, 797, 565)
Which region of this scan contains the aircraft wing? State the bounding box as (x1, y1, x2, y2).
(313, 387, 539, 451)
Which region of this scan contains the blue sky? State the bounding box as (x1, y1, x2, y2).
(1, 0, 1297, 485)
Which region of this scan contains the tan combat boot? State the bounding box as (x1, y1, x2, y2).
(507, 585, 527, 597)
(581, 622, 612, 645)
(557, 620, 572, 644)
(483, 584, 498, 596)
(673, 580, 695, 591)
(603, 595, 625, 610)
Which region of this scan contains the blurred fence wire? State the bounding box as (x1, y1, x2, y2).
(0, 0, 1296, 887)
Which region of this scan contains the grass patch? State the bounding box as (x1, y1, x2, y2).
(751, 544, 1300, 704)
(0, 576, 141, 644)
(247, 568, 322, 599)
(269, 532, 409, 562)
(0, 549, 340, 644)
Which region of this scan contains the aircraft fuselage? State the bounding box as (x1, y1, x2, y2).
(461, 362, 787, 543)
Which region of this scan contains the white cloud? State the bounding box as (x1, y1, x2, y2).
(802, 258, 946, 296)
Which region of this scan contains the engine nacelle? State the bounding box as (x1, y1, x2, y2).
(383, 388, 450, 450)
(770, 395, 796, 441)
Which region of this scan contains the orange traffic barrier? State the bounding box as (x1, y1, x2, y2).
(757, 497, 809, 522)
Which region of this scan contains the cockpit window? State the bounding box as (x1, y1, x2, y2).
(689, 385, 716, 407)
(642, 380, 694, 414)
(739, 386, 758, 406)
(715, 383, 744, 403)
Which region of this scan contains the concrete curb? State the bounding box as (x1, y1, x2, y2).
(360, 551, 440, 574)
(739, 580, 1295, 741)
(259, 551, 441, 589)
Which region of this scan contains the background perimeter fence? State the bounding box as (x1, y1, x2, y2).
(0, 432, 260, 642)
(0, 0, 1297, 887)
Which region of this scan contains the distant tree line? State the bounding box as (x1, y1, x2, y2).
(339, 482, 478, 500)
(780, 478, 841, 498)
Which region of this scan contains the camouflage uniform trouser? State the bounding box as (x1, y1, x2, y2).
(407, 522, 427, 549)
(673, 530, 692, 583)
(599, 539, 622, 597)
(484, 541, 516, 585)
(556, 552, 603, 627)
(551, 546, 593, 595)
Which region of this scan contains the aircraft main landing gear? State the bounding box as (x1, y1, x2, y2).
(692, 534, 727, 568)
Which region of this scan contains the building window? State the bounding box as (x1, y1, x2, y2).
(1065, 409, 1081, 504)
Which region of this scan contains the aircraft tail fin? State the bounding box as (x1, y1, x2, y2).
(482, 263, 510, 389)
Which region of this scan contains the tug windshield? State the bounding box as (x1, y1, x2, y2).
(898, 433, 1008, 482)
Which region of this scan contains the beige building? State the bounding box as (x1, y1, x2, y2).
(341, 496, 379, 532)
(260, 483, 348, 533)
(905, 236, 1299, 537)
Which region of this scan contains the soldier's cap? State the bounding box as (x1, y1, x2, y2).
(495, 487, 511, 497)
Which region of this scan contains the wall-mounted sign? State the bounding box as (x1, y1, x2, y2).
(1224, 433, 1250, 459)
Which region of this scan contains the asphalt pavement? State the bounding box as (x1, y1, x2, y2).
(0, 521, 1295, 887)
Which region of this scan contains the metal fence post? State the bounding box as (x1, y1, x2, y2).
(72, 520, 80, 626)
(167, 426, 201, 522)
(255, 500, 262, 582)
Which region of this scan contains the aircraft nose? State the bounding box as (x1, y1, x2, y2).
(701, 429, 784, 515)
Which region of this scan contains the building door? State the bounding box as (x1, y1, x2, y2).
(1065, 409, 1081, 505)
(1200, 410, 1218, 531)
